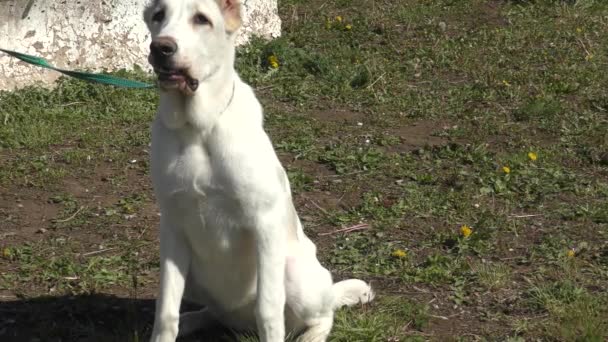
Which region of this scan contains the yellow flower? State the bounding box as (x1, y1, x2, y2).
(585, 53, 594, 61)
(502, 166, 511, 174)
(2, 247, 11, 258)
(576, 27, 582, 33)
(567, 249, 575, 258)
(345, 24, 352, 30)
(335, 15, 343, 23)
(268, 55, 279, 69)
(392, 249, 407, 258)
(502, 80, 511, 87)
(460, 225, 473, 238)
(528, 152, 538, 161)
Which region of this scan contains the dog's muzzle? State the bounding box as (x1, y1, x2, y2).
(149, 37, 199, 93)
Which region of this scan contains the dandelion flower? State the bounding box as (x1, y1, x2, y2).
(345, 24, 352, 30)
(2, 248, 10, 258)
(528, 152, 537, 161)
(392, 249, 407, 258)
(502, 80, 511, 87)
(502, 166, 511, 174)
(335, 15, 343, 23)
(268, 54, 279, 69)
(460, 225, 473, 238)
(576, 27, 582, 33)
(585, 53, 593, 61)
(567, 249, 575, 258)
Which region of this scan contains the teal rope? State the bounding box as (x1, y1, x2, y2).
(1, 48, 155, 89)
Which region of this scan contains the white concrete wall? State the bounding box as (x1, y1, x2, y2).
(0, 0, 280, 90)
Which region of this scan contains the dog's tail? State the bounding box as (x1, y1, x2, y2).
(331, 279, 375, 310)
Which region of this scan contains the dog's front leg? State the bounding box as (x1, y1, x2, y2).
(254, 208, 288, 342)
(151, 220, 190, 342)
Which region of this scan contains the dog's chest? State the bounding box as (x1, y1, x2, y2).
(172, 142, 212, 193)
(152, 124, 215, 197)
(151, 121, 246, 225)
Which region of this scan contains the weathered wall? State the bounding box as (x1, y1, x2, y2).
(0, 0, 280, 90)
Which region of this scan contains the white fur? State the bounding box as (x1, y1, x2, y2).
(144, 1, 374, 341)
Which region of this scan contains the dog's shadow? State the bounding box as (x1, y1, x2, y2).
(0, 294, 244, 342)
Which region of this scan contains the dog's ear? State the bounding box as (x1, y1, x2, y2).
(216, 0, 242, 33)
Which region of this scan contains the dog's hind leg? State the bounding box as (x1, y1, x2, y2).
(295, 315, 333, 342)
(291, 280, 373, 342)
(285, 254, 335, 342)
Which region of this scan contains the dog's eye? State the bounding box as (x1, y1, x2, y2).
(193, 13, 210, 25)
(152, 9, 165, 23)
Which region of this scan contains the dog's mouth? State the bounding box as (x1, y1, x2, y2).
(154, 66, 199, 93)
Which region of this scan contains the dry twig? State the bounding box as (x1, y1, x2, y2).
(53, 206, 85, 223)
(319, 223, 370, 236)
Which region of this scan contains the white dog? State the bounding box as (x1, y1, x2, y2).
(144, 1, 374, 341)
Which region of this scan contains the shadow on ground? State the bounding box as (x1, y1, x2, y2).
(0, 294, 239, 342)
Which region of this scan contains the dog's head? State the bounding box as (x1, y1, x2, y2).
(144, 0, 241, 94)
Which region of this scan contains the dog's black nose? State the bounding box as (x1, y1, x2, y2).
(151, 37, 178, 58)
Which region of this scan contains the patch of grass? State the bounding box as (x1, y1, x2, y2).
(318, 144, 386, 175)
(2, 242, 132, 294)
(286, 168, 314, 192)
(409, 253, 470, 285)
(526, 280, 608, 340)
(527, 281, 586, 314)
(548, 297, 608, 342)
(328, 232, 401, 276)
(331, 296, 429, 341)
(473, 262, 512, 290)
